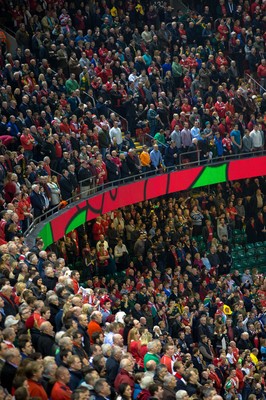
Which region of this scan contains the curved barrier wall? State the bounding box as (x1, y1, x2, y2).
(27, 156, 266, 249)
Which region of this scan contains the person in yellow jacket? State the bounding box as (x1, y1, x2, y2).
(250, 348, 259, 365)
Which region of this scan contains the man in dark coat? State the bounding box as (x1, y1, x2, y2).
(77, 314, 90, 355)
(106, 346, 123, 386)
(1, 348, 21, 393)
(126, 149, 141, 177)
(37, 321, 56, 357)
(78, 161, 93, 198)
(105, 154, 120, 182)
(30, 183, 45, 218)
(59, 169, 74, 201)
(94, 379, 112, 400)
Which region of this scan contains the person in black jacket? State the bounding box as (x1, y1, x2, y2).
(30, 184, 45, 218)
(59, 169, 74, 201)
(105, 154, 120, 182)
(78, 161, 93, 198)
(94, 378, 112, 400)
(68, 164, 79, 195)
(41, 136, 57, 170)
(37, 321, 56, 357)
(58, 152, 71, 173)
(1, 348, 21, 394)
(98, 125, 111, 158)
(119, 153, 131, 181)
(106, 346, 122, 386)
(126, 149, 141, 177)
(77, 314, 90, 355)
(0, 285, 18, 317)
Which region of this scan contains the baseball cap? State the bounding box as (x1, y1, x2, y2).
(4, 315, 19, 328)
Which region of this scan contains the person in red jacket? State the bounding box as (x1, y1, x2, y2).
(20, 128, 34, 160)
(92, 217, 105, 244)
(70, 270, 80, 294)
(160, 343, 175, 374)
(87, 311, 103, 344)
(51, 366, 72, 400)
(209, 364, 222, 394)
(25, 361, 48, 400)
(114, 358, 135, 393)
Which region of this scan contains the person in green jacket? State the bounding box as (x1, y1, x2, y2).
(143, 340, 162, 370)
(172, 56, 183, 88)
(154, 129, 166, 154)
(65, 73, 80, 95)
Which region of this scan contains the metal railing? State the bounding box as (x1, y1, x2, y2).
(81, 90, 96, 108)
(24, 150, 266, 240)
(81, 90, 129, 133)
(24, 175, 96, 237)
(179, 149, 200, 166)
(32, 160, 62, 178)
(0, 23, 15, 37)
(106, 105, 128, 133)
(145, 133, 168, 148)
(245, 73, 266, 94)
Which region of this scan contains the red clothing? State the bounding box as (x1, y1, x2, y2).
(17, 198, 31, 221)
(92, 221, 104, 241)
(51, 381, 72, 400)
(87, 320, 103, 344)
(216, 56, 228, 69)
(183, 76, 192, 91)
(209, 371, 222, 393)
(160, 354, 173, 373)
(54, 140, 63, 158)
(43, 164, 51, 176)
(222, 137, 232, 151)
(217, 25, 229, 40)
(0, 219, 6, 240)
(27, 380, 48, 400)
(235, 369, 244, 390)
(71, 278, 79, 294)
(4, 181, 17, 203)
(218, 123, 226, 137)
(181, 103, 192, 113)
(60, 122, 71, 134)
(215, 101, 226, 118)
(129, 340, 142, 366)
(257, 64, 266, 78)
(114, 369, 135, 393)
(20, 133, 34, 150)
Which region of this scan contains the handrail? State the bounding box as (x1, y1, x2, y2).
(179, 149, 200, 166)
(81, 90, 129, 132)
(24, 175, 97, 237)
(81, 90, 96, 108)
(106, 105, 129, 133)
(24, 150, 266, 239)
(31, 160, 62, 178)
(145, 132, 168, 148)
(245, 73, 266, 93)
(0, 23, 16, 37)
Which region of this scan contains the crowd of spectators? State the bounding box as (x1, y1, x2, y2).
(0, 0, 264, 399)
(0, 0, 264, 223)
(0, 177, 265, 400)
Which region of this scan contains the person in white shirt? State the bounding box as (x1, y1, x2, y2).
(109, 121, 122, 149)
(250, 124, 264, 150)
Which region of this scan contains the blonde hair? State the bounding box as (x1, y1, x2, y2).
(128, 327, 140, 344)
(140, 331, 152, 346)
